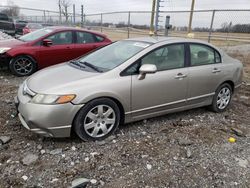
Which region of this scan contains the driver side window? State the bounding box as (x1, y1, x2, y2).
(46, 31, 73, 45)
(141, 44, 185, 71)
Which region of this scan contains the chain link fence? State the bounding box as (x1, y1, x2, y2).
(0, 5, 250, 46)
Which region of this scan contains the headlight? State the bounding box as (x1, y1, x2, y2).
(0, 47, 11, 54)
(30, 94, 76, 104)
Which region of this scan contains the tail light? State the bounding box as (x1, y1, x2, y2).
(23, 27, 30, 35)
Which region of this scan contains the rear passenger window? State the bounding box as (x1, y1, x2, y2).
(76, 32, 95, 44)
(190, 44, 221, 66)
(95, 35, 104, 42)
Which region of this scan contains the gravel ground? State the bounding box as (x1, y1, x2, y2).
(0, 48, 250, 188)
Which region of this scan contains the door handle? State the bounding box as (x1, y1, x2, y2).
(175, 73, 187, 79)
(212, 68, 221, 73)
(66, 46, 71, 49)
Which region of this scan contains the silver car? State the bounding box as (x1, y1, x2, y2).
(15, 37, 243, 141)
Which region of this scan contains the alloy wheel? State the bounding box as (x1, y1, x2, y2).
(216, 87, 231, 110)
(84, 105, 116, 138)
(13, 57, 34, 76)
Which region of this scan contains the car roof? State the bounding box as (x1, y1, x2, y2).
(45, 26, 107, 37)
(125, 36, 221, 52)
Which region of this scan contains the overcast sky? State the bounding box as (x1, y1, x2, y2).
(1, 0, 250, 14)
(1, 0, 250, 28)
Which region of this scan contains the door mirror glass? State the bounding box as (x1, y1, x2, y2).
(43, 39, 52, 46)
(138, 64, 157, 80)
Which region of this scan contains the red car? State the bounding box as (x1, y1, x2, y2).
(22, 23, 43, 35)
(0, 27, 112, 76)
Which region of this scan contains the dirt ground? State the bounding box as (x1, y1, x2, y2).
(0, 48, 250, 187)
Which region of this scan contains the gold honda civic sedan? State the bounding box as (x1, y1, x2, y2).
(15, 37, 243, 141)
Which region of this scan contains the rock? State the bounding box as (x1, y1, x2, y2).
(0, 136, 11, 144)
(71, 178, 90, 188)
(37, 145, 43, 150)
(231, 127, 245, 137)
(141, 155, 149, 159)
(96, 140, 106, 146)
(105, 135, 116, 142)
(98, 165, 104, 171)
(90, 152, 99, 157)
(178, 138, 193, 146)
(236, 158, 248, 168)
(146, 164, 152, 170)
(90, 179, 97, 184)
(40, 150, 46, 154)
(71, 146, 77, 151)
(70, 161, 75, 166)
(142, 131, 147, 135)
(50, 148, 63, 155)
(51, 178, 59, 183)
(22, 175, 28, 181)
(186, 148, 192, 158)
(84, 157, 89, 162)
(22, 154, 38, 166)
(100, 180, 105, 186)
(240, 95, 249, 100)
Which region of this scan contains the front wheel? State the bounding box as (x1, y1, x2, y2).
(9, 55, 37, 76)
(74, 98, 121, 141)
(210, 83, 233, 112)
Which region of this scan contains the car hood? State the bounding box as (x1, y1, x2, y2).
(0, 38, 26, 48)
(27, 63, 100, 94)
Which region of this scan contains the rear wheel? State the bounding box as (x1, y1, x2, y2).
(9, 55, 37, 76)
(210, 83, 232, 112)
(74, 98, 121, 141)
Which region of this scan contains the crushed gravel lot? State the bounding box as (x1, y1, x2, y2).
(0, 47, 250, 187)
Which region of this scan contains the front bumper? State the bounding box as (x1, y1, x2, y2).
(0, 53, 11, 67)
(15, 85, 84, 137)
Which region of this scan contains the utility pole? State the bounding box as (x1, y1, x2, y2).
(73, 4, 75, 25)
(154, 0, 160, 34)
(81, 5, 84, 28)
(149, 0, 156, 35)
(188, 0, 195, 33)
(154, 0, 165, 36)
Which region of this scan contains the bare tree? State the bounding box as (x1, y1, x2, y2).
(58, 0, 71, 23)
(1, 0, 20, 18)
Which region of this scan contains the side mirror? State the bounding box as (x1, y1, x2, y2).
(43, 39, 52, 46)
(138, 64, 157, 80)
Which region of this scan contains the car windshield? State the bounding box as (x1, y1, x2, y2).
(78, 40, 151, 72)
(19, 28, 53, 42)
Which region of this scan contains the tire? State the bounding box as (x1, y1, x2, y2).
(9, 55, 37, 76)
(210, 83, 233, 113)
(74, 98, 121, 141)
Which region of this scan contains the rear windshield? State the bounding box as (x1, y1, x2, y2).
(27, 23, 43, 29)
(0, 13, 8, 21)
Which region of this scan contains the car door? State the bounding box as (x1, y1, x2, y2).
(38, 31, 75, 68)
(187, 43, 223, 105)
(130, 43, 189, 120)
(73, 31, 102, 58)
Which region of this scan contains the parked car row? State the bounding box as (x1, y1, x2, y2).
(0, 21, 243, 141)
(0, 13, 47, 36)
(0, 13, 15, 36)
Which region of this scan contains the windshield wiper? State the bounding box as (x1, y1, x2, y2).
(82, 61, 103, 73)
(70, 60, 86, 69)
